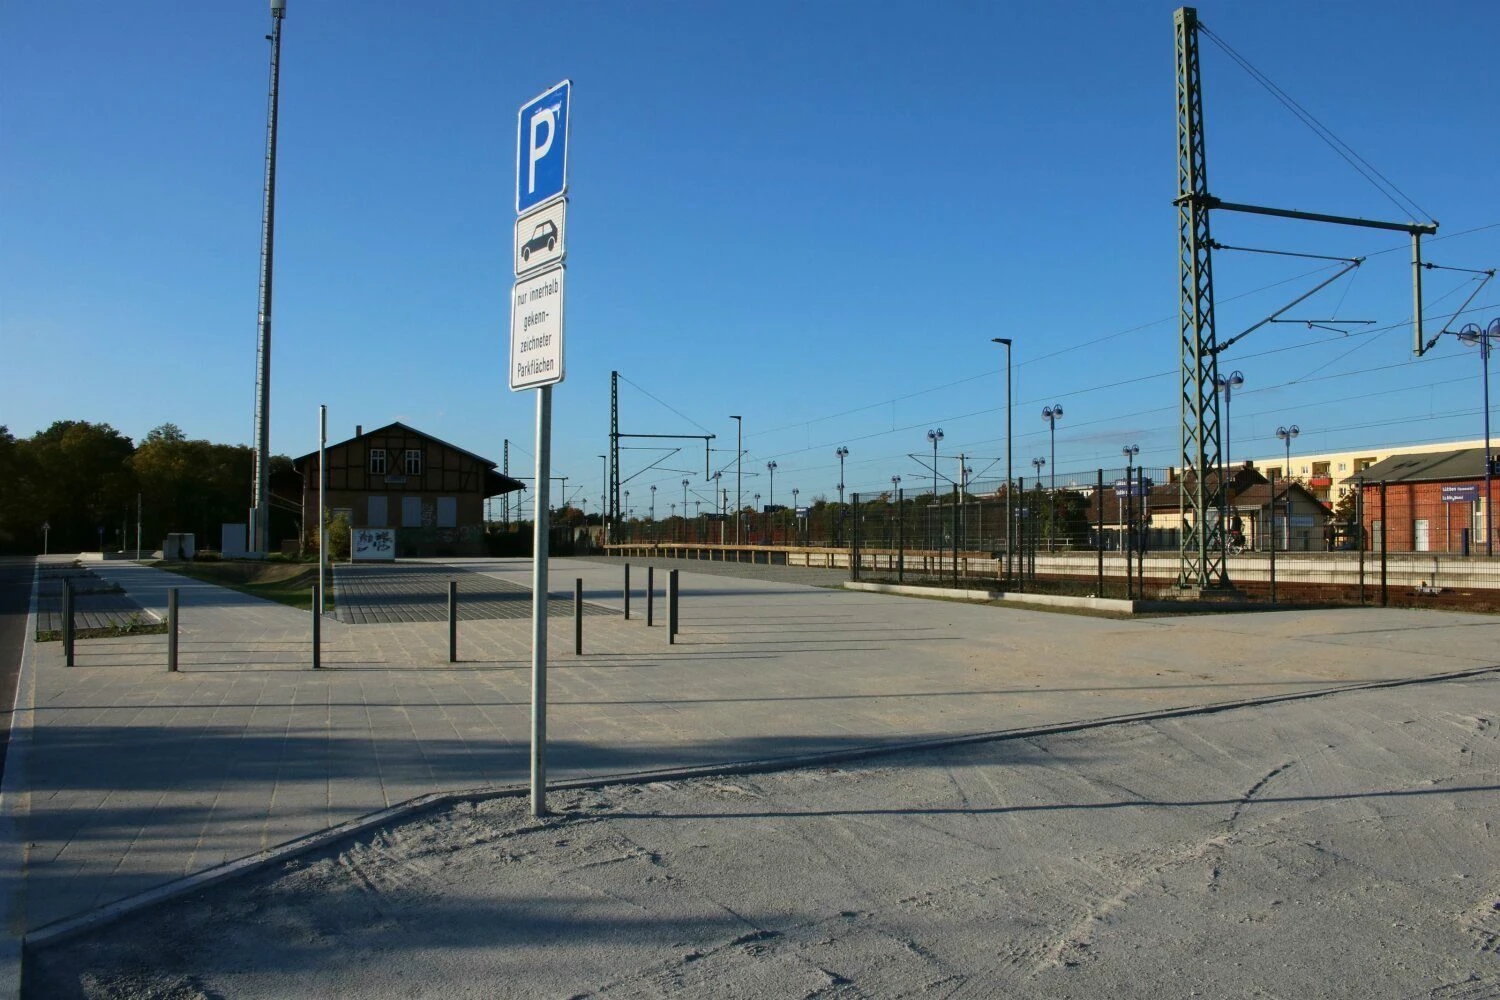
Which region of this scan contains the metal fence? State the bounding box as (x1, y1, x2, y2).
(604, 468, 1499, 609)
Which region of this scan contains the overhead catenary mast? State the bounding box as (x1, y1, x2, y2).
(250, 0, 286, 553)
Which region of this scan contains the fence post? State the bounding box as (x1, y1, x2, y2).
(669, 569, 679, 643)
(312, 582, 321, 669)
(62, 578, 75, 667)
(850, 494, 861, 581)
(646, 565, 655, 626)
(447, 580, 457, 663)
(574, 578, 583, 655)
(623, 563, 631, 619)
(167, 586, 179, 672)
(1137, 466, 1146, 596)
(1357, 482, 1366, 605)
(896, 489, 905, 583)
(1096, 469, 1104, 596)
(1380, 480, 1388, 606)
(1122, 472, 1133, 600)
(951, 484, 959, 588)
(1269, 472, 1278, 605)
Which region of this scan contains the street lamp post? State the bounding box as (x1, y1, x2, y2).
(836, 445, 849, 546)
(1456, 319, 1497, 556)
(711, 471, 722, 544)
(766, 461, 777, 517)
(1041, 405, 1063, 494)
(1123, 444, 1139, 569)
(1214, 371, 1244, 476)
(598, 454, 608, 541)
(681, 478, 690, 540)
(992, 337, 1013, 581)
(1276, 425, 1300, 550)
(927, 428, 943, 551)
(730, 415, 742, 545)
(792, 487, 799, 545)
(649, 485, 656, 522)
(1042, 404, 1063, 552)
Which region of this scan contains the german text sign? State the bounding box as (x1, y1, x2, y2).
(1442, 484, 1480, 503)
(510, 265, 565, 390)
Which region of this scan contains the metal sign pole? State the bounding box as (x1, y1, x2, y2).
(531, 385, 552, 817)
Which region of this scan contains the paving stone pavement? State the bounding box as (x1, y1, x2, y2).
(33, 565, 154, 635)
(3, 553, 1498, 954)
(332, 561, 613, 624)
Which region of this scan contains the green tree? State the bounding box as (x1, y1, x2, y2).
(19, 421, 137, 552)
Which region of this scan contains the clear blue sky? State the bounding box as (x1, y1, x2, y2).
(4, 1, 1497, 516)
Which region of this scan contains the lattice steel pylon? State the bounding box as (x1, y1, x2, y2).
(1174, 6, 1231, 591)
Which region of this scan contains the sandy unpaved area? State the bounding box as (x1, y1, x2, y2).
(28, 673, 1500, 999)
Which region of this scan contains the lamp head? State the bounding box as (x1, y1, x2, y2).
(992, 337, 1012, 346)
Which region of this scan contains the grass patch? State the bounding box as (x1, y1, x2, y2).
(154, 560, 326, 612)
(37, 622, 170, 642)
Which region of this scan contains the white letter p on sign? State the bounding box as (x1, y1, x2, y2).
(528, 103, 558, 195)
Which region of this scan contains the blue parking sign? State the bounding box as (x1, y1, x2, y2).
(516, 80, 570, 213)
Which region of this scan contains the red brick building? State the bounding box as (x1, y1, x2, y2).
(1355, 447, 1494, 553)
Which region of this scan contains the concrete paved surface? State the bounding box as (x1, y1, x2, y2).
(33, 564, 152, 634)
(2, 554, 1498, 973)
(333, 562, 614, 624)
(26, 671, 1500, 999)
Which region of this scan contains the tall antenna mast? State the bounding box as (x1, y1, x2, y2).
(250, 0, 286, 553)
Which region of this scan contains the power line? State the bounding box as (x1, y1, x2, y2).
(618, 373, 714, 435)
(1199, 22, 1434, 224)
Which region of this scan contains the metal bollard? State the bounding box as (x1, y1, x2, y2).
(448, 580, 458, 663)
(167, 587, 179, 672)
(311, 581, 321, 669)
(623, 563, 631, 619)
(668, 569, 679, 644)
(62, 579, 75, 667)
(646, 566, 654, 626)
(574, 578, 583, 655)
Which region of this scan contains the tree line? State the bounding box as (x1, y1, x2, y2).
(0, 421, 294, 555)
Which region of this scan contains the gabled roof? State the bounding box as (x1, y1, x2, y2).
(1230, 480, 1327, 512)
(1352, 447, 1491, 484)
(291, 421, 527, 496)
(293, 421, 491, 468)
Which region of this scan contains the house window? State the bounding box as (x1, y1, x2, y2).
(404, 449, 423, 475)
(402, 496, 423, 527)
(367, 496, 388, 527)
(436, 497, 457, 528)
(369, 448, 388, 475)
(1267, 466, 1283, 480)
(1337, 462, 1348, 472)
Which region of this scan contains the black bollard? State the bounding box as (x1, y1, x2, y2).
(167, 587, 179, 672)
(646, 566, 654, 626)
(668, 569, 679, 644)
(623, 563, 631, 619)
(311, 581, 321, 669)
(448, 580, 458, 663)
(574, 578, 583, 655)
(62, 579, 75, 667)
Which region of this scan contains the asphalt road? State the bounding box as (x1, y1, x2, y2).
(0, 557, 34, 782)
